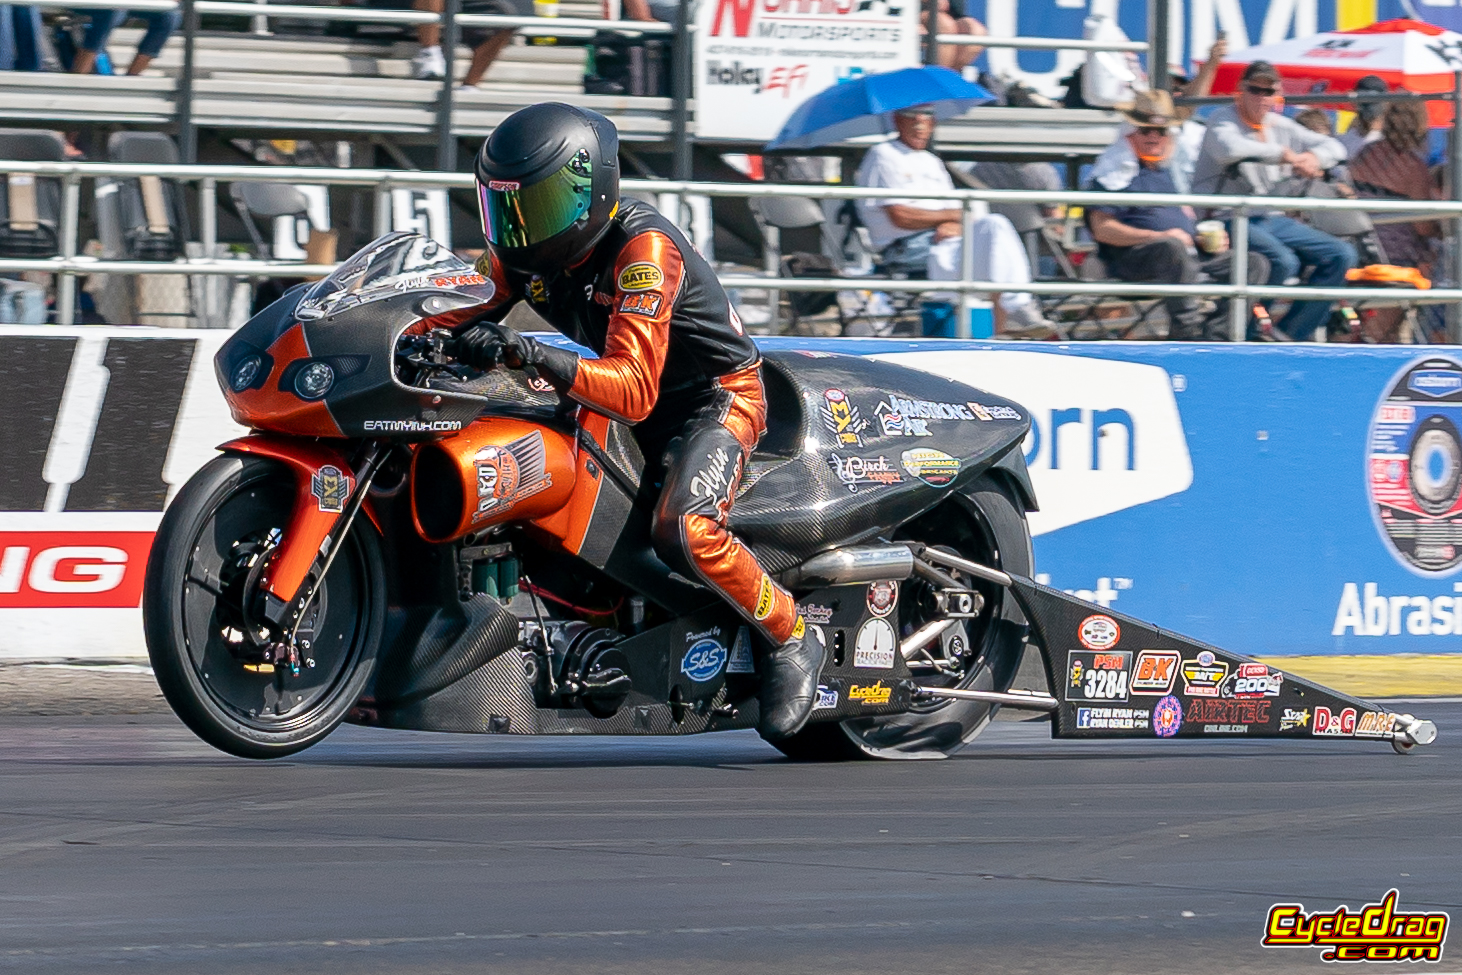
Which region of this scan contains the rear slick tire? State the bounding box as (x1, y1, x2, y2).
(142, 454, 386, 759)
(768, 472, 1032, 761)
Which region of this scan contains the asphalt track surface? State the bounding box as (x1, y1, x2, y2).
(3, 702, 1461, 975)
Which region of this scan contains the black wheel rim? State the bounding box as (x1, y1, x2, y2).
(179, 472, 369, 732)
(894, 500, 1006, 712)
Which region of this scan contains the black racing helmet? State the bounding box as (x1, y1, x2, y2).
(474, 103, 620, 274)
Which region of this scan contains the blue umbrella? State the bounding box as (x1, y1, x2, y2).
(765, 66, 993, 151)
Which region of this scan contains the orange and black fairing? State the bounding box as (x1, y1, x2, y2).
(565, 231, 685, 424)
(219, 322, 343, 439)
(409, 417, 578, 544)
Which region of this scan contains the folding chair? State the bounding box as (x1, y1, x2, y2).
(105, 132, 190, 261)
(0, 129, 64, 258)
(229, 182, 311, 259)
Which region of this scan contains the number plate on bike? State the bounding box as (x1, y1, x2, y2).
(1066, 650, 1132, 703)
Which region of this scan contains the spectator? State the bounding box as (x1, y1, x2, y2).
(620, 0, 680, 26)
(70, 9, 181, 75)
(0, 5, 44, 71)
(919, 0, 986, 73)
(1171, 35, 1226, 115)
(1089, 39, 1228, 194)
(1084, 88, 1269, 340)
(854, 105, 1053, 338)
(408, 0, 523, 90)
(1352, 100, 1441, 275)
(1192, 60, 1356, 340)
(1293, 108, 1332, 136)
(1340, 74, 1388, 158)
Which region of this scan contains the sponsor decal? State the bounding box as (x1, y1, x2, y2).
(754, 575, 775, 621)
(618, 292, 663, 317)
(1152, 695, 1183, 737)
(473, 432, 552, 521)
(795, 350, 836, 359)
(1313, 705, 1359, 737)
(874, 400, 931, 438)
(900, 448, 959, 487)
(866, 580, 897, 618)
(848, 681, 891, 706)
(1077, 614, 1120, 651)
(853, 617, 896, 669)
(727, 626, 755, 674)
(690, 446, 735, 503)
(681, 638, 728, 682)
(363, 418, 463, 433)
(820, 388, 868, 447)
(0, 532, 153, 608)
(430, 273, 487, 288)
(826, 454, 902, 493)
(1186, 698, 1272, 733)
(617, 262, 664, 292)
(1130, 649, 1179, 694)
(311, 465, 351, 513)
(879, 394, 975, 423)
(1181, 650, 1228, 697)
(1367, 357, 1462, 574)
(526, 376, 555, 394)
(486, 179, 520, 191)
(527, 275, 547, 303)
(813, 684, 838, 710)
(1279, 708, 1311, 731)
(792, 616, 805, 639)
(1263, 889, 1449, 962)
(1355, 710, 1397, 739)
(967, 401, 1022, 421)
(798, 602, 833, 624)
(1066, 650, 1131, 702)
(1076, 706, 1150, 730)
(1222, 662, 1284, 699)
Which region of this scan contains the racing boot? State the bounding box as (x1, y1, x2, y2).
(757, 620, 824, 740)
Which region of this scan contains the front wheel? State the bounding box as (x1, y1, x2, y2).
(142, 454, 386, 758)
(770, 472, 1032, 760)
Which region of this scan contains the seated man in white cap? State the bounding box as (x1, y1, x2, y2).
(854, 104, 1054, 338)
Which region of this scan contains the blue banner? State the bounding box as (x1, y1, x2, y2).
(759, 337, 1462, 659)
(964, 0, 1419, 95)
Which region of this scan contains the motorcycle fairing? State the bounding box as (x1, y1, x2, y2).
(218, 435, 382, 606)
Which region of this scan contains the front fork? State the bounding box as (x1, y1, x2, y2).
(220, 435, 388, 675)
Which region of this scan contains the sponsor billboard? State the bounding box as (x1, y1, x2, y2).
(3, 325, 1460, 665)
(693, 0, 919, 141)
(963, 0, 1418, 97)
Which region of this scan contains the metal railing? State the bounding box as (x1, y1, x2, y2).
(0, 160, 1458, 339)
(0, 0, 1143, 169)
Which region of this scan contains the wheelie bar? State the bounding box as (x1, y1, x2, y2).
(910, 546, 1438, 751)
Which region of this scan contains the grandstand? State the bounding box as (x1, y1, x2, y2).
(0, 12, 1120, 162)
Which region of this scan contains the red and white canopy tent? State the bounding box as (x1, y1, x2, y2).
(1212, 19, 1462, 126)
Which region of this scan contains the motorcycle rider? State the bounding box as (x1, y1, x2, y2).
(452, 102, 821, 740)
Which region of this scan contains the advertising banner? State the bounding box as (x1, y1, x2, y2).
(960, 0, 1417, 97)
(693, 0, 919, 141)
(3, 325, 1460, 674)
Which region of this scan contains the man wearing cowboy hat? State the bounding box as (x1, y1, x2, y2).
(1085, 88, 1270, 340)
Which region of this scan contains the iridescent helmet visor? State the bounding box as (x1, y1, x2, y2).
(478, 148, 593, 249)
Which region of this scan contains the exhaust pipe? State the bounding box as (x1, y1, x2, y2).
(781, 544, 914, 588)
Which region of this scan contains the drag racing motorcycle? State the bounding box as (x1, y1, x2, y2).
(143, 233, 1438, 759)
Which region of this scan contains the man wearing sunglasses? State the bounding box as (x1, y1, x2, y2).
(1086, 89, 1269, 339)
(1192, 61, 1356, 339)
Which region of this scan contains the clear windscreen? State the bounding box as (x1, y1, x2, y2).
(295, 232, 495, 320)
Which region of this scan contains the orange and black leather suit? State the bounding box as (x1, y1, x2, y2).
(471, 198, 802, 645)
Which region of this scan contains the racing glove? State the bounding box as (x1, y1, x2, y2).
(454, 321, 579, 390)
